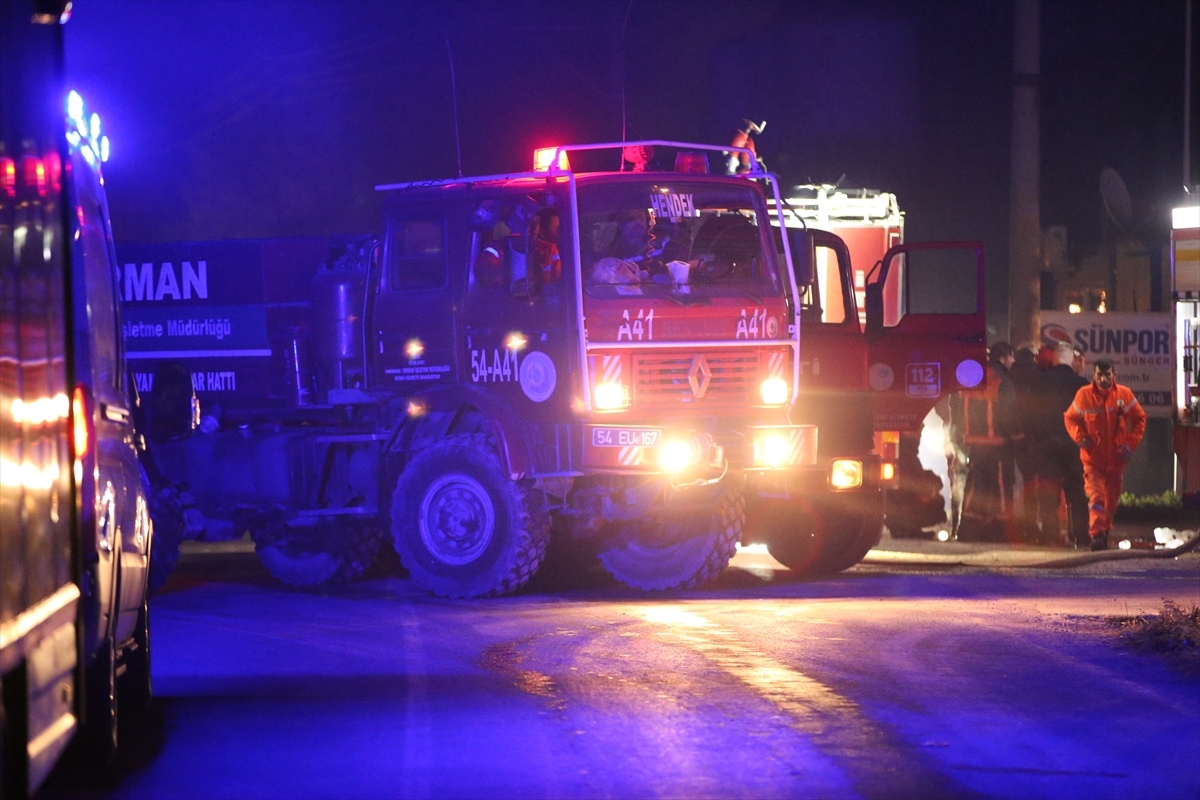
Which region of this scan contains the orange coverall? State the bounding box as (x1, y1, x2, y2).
(1063, 382, 1147, 537)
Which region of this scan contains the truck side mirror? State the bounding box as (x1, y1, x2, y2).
(788, 229, 815, 287)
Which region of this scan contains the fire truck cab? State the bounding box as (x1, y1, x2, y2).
(378, 141, 822, 594)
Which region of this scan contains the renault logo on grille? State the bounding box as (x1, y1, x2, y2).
(688, 354, 712, 398)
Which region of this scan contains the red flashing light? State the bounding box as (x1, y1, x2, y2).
(44, 152, 62, 195)
(72, 385, 90, 460)
(674, 152, 709, 174)
(533, 147, 569, 172)
(1, 157, 14, 197)
(21, 155, 47, 198)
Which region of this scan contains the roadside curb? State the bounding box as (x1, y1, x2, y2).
(863, 532, 1200, 569)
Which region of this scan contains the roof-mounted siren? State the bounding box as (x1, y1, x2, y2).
(533, 147, 569, 172)
(674, 152, 709, 174)
(728, 119, 765, 174)
(622, 145, 654, 172)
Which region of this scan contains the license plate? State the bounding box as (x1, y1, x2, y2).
(905, 362, 941, 398)
(591, 427, 661, 448)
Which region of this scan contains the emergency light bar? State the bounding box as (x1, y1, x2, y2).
(533, 147, 569, 172)
(529, 140, 762, 177)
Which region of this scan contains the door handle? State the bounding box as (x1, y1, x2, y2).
(101, 402, 129, 424)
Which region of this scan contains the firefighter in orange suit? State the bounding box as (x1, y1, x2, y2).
(1063, 358, 1147, 551)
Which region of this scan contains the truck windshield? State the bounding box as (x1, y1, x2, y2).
(578, 181, 782, 299)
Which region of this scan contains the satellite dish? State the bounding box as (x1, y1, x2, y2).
(1099, 167, 1132, 232)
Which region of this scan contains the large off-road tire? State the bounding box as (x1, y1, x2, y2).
(598, 484, 743, 591)
(254, 523, 382, 587)
(391, 434, 550, 598)
(819, 512, 883, 574)
(147, 484, 184, 594)
(762, 497, 882, 576)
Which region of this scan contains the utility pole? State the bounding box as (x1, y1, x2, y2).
(1184, 0, 1193, 191)
(1008, 0, 1041, 345)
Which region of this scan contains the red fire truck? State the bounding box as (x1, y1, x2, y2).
(771, 185, 988, 539)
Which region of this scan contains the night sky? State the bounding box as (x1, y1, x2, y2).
(64, 0, 1195, 331)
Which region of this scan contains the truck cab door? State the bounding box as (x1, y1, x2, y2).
(372, 214, 460, 394)
(793, 230, 872, 456)
(864, 241, 987, 432)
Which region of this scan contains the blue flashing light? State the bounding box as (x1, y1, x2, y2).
(64, 91, 113, 164)
(67, 90, 83, 124)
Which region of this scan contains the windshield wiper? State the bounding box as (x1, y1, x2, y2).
(722, 285, 763, 305)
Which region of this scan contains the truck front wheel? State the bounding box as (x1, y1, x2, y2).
(391, 434, 550, 598)
(761, 498, 881, 576)
(598, 484, 742, 591)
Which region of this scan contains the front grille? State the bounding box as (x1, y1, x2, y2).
(633, 351, 763, 411)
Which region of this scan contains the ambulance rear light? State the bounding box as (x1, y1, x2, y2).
(533, 147, 569, 172)
(880, 461, 897, 487)
(1, 157, 14, 197)
(674, 152, 709, 173)
(72, 386, 90, 461)
(7, 155, 49, 199)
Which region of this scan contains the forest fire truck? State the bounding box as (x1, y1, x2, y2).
(770, 185, 988, 539)
(123, 140, 904, 597)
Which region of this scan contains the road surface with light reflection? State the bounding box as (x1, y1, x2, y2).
(42, 545, 1200, 799)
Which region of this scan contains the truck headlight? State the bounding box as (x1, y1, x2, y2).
(754, 432, 791, 468)
(659, 438, 701, 473)
(760, 378, 788, 405)
(594, 382, 629, 410)
(830, 459, 863, 489)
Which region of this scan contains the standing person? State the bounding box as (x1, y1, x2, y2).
(1027, 342, 1089, 547)
(1063, 359, 1147, 550)
(1008, 344, 1041, 539)
(1071, 345, 1086, 376)
(959, 342, 1019, 541)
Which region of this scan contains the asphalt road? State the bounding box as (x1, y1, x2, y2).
(41, 543, 1200, 800)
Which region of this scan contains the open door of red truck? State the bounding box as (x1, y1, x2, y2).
(864, 241, 988, 433)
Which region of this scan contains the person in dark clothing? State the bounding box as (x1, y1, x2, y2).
(959, 341, 1019, 541)
(1007, 344, 1041, 538)
(1027, 342, 1090, 546)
